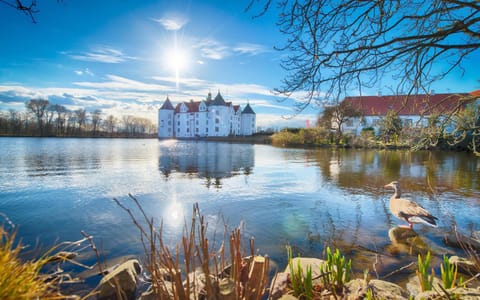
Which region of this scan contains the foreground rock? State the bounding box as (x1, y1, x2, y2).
(269, 257, 410, 300)
(97, 259, 142, 300)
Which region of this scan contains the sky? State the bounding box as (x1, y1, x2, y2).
(1, 0, 479, 129)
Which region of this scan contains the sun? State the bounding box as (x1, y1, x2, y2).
(164, 41, 189, 88)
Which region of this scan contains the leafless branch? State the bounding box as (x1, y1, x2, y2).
(247, 0, 480, 114)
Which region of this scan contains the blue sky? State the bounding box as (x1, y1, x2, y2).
(1, 1, 479, 129)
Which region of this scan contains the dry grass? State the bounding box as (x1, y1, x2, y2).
(0, 225, 71, 299)
(113, 194, 270, 300)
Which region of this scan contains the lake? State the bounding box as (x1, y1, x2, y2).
(0, 137, 479, 286)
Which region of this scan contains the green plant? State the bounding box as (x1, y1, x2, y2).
(286, 245, 313, 300)
(319, 246, 352, 290)
(440, 255, 458, 289)
(416, 251, 435, 292)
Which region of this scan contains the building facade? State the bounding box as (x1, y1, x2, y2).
(158, 91, 256, 138)
(335, 93, 478, 135)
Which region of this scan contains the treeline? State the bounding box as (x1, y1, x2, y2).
(272, 105, 480, 155)
(0, 99, 157, 138)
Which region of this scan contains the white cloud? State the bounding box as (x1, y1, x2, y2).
(1, 75, 312, 128)
(152, 16, 188, 31)
(152, 76, 209, 90)
(233, 43, 268, 56)
(74, 68, 94, 76)
(193, 39, 231, 60)
(66, 46, 136, 64)
(74, 75, 169, 91)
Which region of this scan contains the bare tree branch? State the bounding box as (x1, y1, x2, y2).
(1, 0, 63, 23)
(247, 0, 480, 114)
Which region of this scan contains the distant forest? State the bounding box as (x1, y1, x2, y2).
(0, 99, 157, 138)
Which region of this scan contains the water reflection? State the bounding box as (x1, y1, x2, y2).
(158, 141, 254, 188)
(1, 138, 479, 288)
(310, 148, 480, 195)
(386, 227, 430, 255)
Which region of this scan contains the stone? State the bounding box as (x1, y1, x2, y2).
(344, 279, 409, 300)
(137, 284, 174, 300)
(269, 272, 290, 300)
(278, 294, 299, 300)
(137, 287, 156, 300)
(367, 279, 409, 300)
(218, 277, 235, 300)
(415, 287, 480, 300)
(449, 255, 476, 273)
(183, 270, 217, 299)
(97, 259, 142, 300)
(284, 257, 327, 280)
(406, 274, 443, 297)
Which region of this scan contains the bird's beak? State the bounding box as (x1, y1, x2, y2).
(384, 184, 392, 189)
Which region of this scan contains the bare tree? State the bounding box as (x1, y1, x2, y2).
(51, 104, 68, 136)
(91, 109, 102, 136)
(317, 101, 362, 140)
(25, 98, 49, 136)
(248, 0, 480, 112)
(104, 115, 117, 135)
(74, 108, 87, 134)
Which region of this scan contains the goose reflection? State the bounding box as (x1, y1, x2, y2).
(386, 226, 430, 255)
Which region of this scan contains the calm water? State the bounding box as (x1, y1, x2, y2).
(0, 137, 479, 283)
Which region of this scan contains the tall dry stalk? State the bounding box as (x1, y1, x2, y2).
(114, 195, 269, 300)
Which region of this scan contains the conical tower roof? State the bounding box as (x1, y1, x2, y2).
(242, 103, 255, 114)
(212, 91, 226, 106)
(160, 97, 174, 110)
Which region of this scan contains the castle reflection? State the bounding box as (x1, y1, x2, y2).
(158, 141, 254, 188)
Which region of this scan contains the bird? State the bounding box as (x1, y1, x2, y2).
(384, 181, 438, 229)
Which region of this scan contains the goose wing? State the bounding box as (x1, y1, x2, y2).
(393, 198, 438, 226)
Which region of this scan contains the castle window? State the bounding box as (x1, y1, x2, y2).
(215, 127, 219, 132)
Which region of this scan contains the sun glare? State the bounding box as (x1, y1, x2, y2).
(164, 37, 189, 88)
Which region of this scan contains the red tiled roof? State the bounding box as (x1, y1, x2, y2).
(342, 93, 469, 116)
(470, 90, 480, 97)
(175, 101, 203, 113)
(186, 101, 200, 112)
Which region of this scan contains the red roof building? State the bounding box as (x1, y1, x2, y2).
(338, 93, 476, 135)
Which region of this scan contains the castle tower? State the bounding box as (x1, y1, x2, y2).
(241, 103, 256, 136)
(158, 97, 175, 138)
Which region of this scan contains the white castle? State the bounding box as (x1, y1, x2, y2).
(158, 91, 256, 139)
